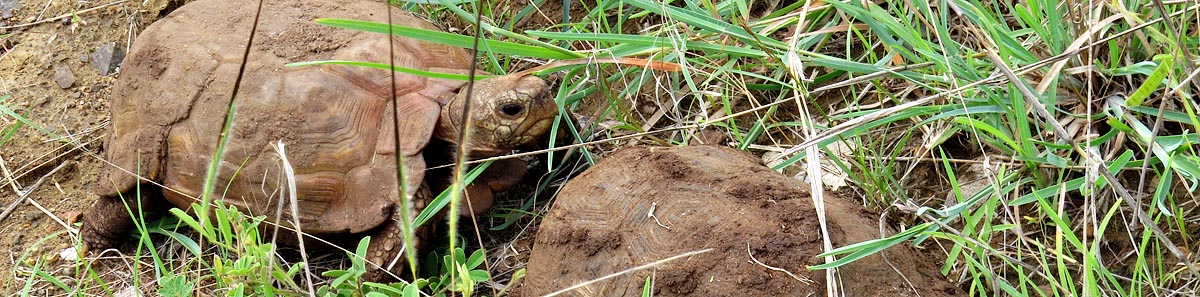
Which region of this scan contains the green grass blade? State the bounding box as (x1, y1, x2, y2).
(1125, 54, 1174, 107)
(624, 0, 787, 50)
(0, 101, 63, 140)
(810, 222, 935, 269)
(286, 60, 483, 80)
(527, 31, 768, 57)
(413, 161, 493, 228)
(314, 18, 578, 60)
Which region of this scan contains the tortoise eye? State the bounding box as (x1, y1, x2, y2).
(500, 103, 524, 117)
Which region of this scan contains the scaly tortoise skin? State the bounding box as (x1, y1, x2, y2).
(80, 0, 557, 279)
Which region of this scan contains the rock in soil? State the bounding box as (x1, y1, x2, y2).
(89, 42, 124, 76)
(520, 145, 962, 296)
(53, 64, 76, 88)
(0, 0, 18, 19)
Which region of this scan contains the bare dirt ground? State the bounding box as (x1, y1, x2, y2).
(520, 145, 962, 296)
(0, 0, 181, 291)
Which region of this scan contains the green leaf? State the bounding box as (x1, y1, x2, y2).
(1108, 61, 1158, 76)
(414, 161, 493, 228)
(286, 60, 483, 81)
(1126, 54, 1174, 106)
(32, 266, 71, 292)
(643, 276, 653, 297)
(404, 283, 421, 297)
(315, 18, 578, 60)
(147, 228, 201, 256)
(365, 282, 408, 295)
(466, 249, 485, 269)
(157, 274, 195, 297)
(0, 102, 62, 140)
(1153, 166, 1175, 215)
(328, 267, 354, 289)
(527, 31, 767, 57)
(1012, 151, 1133, 205)
(810, 222, 935, 269)
(953, 116, 1018, 152)
(168, 209, 203, 233)
(1168, 155, 1200, 184)
(468, 270, 490, 281)
(355, 236, 371, 267)
(624, 0, 787, 50)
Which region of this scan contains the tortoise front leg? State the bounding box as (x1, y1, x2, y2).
(362, 183, 432, 282)
(80, 188, 161, 252)
(475, 158, 526, 193)
(362, 216, 408, 282)
(457, 157, 526, 217)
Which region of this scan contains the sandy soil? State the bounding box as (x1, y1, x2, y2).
(0, 0, 184, 292)
(519, 145, 962, 296)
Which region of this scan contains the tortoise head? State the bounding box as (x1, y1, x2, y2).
(436, 74, 557, 158)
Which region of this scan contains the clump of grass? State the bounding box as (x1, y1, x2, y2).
(497, 0, 1199, 296)
(5, 0, 1199, 295)
(417, 0, 1200, 295)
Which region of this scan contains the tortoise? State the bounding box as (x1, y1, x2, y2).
(79, 0, 557, 279)
(519, 145, 963, 296)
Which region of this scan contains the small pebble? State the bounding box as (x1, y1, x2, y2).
(24, 211, 39, 222)
(0, 0, 18, 19)
(114, 286, 142, 297)
(90, 42, 125, 76)
(59, 246, 78, 261)
(33, 95, 49, 107)
(54, 64, 77, 89)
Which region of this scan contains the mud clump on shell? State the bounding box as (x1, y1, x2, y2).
(520, 145, 962, 296)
